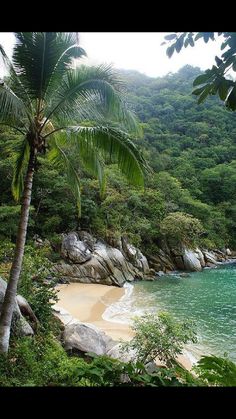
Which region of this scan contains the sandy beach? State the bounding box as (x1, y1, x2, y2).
(55, 282, 193, 370)
(55, 283, 135, 341)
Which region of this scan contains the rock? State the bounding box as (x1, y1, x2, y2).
(16, 295, 39, 330)
(121, 237, 149, 274)
(182, 248, 202, 272)
(226, 248, 232, 256)
(156, 271, 165, 277)
(106, 343, 136, 362)
(78, 231, 96, 251)
(195, 248, 205, 267)
(63, 321, 115, 356)
(0, 277, 34, 336)
(148, 253, 175, 272)
(55, 232, 149, 287)
(179, 273, 191, 278)
(203, 251, 218, 265)
(61, 233, 92, 264)
(173, 255, 185, 270)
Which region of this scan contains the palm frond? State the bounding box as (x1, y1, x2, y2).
(78, 141, 106, 198)
(47, 135, 81, 216)
(11, 138, 30, 201)
(0, 83, 27, 126)
(67, 125, 147, 187)
(0, 43, 33, 112)
(12, 32, 86, 103)
(45, 64, 141, 135)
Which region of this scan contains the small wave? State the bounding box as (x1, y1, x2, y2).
(102, 282, 136, 324)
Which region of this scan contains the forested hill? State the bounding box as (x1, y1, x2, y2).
(120, 65, 236, 248)
(1, 65, 236, 253)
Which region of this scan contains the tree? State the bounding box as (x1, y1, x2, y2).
(121, 312, 197, 367)
(163, 32, 236, 110)
(0, 32, 147, 353)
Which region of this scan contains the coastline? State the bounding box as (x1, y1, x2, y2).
(55, 283, 135, 341)
(55, 282, 195, 370)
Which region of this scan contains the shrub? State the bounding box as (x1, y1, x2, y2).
(160, 211, 204, 248)
(121, 312, 197, 367)
(194, 355, 236, 386)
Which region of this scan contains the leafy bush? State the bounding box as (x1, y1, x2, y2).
(160, 212, 204, 247)
(18, 247, 59, 332)
(122, 312, 197, 367)
(194, 355, 236, 386)
(0, 334, 89, 386)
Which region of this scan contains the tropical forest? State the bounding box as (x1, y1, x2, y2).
(0, 32, 236, 388)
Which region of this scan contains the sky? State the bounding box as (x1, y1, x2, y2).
(0, 32, 223, 78)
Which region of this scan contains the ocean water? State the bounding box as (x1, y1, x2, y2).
(103, 262, 236, 362)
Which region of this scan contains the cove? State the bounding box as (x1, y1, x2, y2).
(104, 262, 236, 362)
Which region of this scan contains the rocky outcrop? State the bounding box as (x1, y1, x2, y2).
(182, 248, 202, 272)
(148, 245, 232, 274)
(0, 277, 34, 336)
(54, 305, 135, 361)
(54, 232, 150, 287)
(63, 322, 115, 355)
(61, 232, 92, 263)
(148, 250, 175, 273)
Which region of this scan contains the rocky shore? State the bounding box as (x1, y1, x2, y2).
(52, 230, 235, 287)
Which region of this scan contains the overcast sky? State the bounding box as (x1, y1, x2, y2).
(0, 32, 223, 78)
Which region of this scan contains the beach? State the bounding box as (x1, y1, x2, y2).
(55, 282, 194, 370)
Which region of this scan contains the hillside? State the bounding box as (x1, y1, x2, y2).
(1, 65, 236, 252)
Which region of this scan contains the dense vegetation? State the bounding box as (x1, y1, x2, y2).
(1, 62, 236, 385)
(1, 65, 236, 254)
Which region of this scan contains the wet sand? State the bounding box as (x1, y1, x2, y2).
(55, 283, 193, 370)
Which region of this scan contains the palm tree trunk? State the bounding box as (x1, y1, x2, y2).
(0, 147, 37, 354)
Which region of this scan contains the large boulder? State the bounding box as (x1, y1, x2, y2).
(121, 237, 149, 274)
(63, 321, 115, 356)
(55, 232, 150, 287)
(61, 232, 92, 264)
(203, 251, 218, 265)
(54, 306, 134, 360)
(182, 248, 202, 272)
(0, 277, 34, 336)
(195, 248, 205, 268)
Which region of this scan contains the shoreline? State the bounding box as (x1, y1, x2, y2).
(55, 282, 195, 370)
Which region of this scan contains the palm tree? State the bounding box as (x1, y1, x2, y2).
(0, 32, 147, 353)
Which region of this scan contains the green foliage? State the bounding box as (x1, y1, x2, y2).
(0, 332, 200, 387)
(164, 32, 236, 111)
(0, 333, 90, 387)
(122, 312, 197, 367)
(160, 212, 204, 247)
(17, 245, 59, 331)
(194, 355, 236, 386)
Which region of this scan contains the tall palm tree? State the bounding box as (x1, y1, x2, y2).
(0, 32, 147, 354)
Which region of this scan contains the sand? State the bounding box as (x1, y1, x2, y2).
(55, 283, 135, 341)
(55, 282, 193, 370)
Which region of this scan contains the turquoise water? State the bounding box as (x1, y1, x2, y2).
(131, 263, 236, 362)
(104, 262, 236, 362)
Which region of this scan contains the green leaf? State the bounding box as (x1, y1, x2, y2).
(11, 138, 30, 202)
(166, 45, 175, 58)
(188, 37, 194, 47)
(164, 34, 177, 41)
(194, 33, 203, 41)
(184, 39, 189, 48)
(175, 37, 184, 53)
(193, 72, 213, 87)
(192, 86, 206, 96)
(226, 85, 236, 110)
(215, 56, 223, 66)
(197, 84, 212, 104)
(218, 80, 230, 101)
